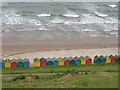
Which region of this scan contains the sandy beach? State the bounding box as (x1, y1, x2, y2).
(2, 36, 118, 67)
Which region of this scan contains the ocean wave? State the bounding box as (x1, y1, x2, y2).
(37, 14, 51, 17)
(94, 11, 108, 17)
(108, 5, 117, 8)
(63, 10, 79, 17)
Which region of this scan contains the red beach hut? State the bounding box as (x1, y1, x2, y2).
(74, 56, 79, 60)
(86, 58, 92, 64)
(64, 60, 70, 65)
(41, 60, 47, 66)
(110, 58, 116, 63)
(11, 62, 18, 68)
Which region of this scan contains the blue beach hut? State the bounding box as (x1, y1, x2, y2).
(0, 62, 4, 68)
(101, 58, 106, 63)
(75, 60, 81, 64)
(53, 60, 58, 66)
(24, 61, 30, 67)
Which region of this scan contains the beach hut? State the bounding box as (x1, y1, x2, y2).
(85, 56, 90, 60)
(101, 58, 106, 63)
(24, 61, 30, 67)
(64, 60, 70, 65)
(79, 56, 84, 60)
(109, 55, 114, 59)
(11, 62, 18, 68)
(96, 58, 102, 64)
(70, 59, 75, 65)
(34, 61, 40, 67)
(116, 58, 120, 63)
(40, 57, 46, 61)
(75, 59, 81, 64)
(53, 60, 58, 66)
(81, 59, 86, 64)
(58, 60, 64, 66)
(110, 58, 116, 63)
(5, 61, 11, 68)
(99, 55, 104, 59)
(34, 58, 39, 62)
(47, 61, 53, 66)
(106, 58, 111, 63)
(41, 60, 47, 66)
(93, 55, 99, 64)
(86, 58, 92, 64)
(68, 57, 73, 61)
(74, 56, 79, 60)
(0, 62, 4, 68)
(114, 55, 119, 59)
(18, 62, 24, 67)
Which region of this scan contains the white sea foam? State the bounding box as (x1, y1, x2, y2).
(63, 10, 79, 17)
(108, 5, 117, 8)
(94, 11, 108, 17)
(50, 17, 64, 24)
(37, 14, 51, 17)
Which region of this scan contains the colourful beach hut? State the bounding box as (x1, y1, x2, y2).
(70, 59, 75, 65)
(116, 58, 120, 63)
(81, 59, 86, 64)
(0, 62, 4, 68)
(24, 61, 30, 67)
(47, 61, 53, 66)
(64, 60, 70, 65)
(99, 55, 104, 59)
(79, 56, 84, 60)
(106, 58, 111, 63)
(18, 62, 24, 67)
(34, 58, 39, 62)
(34, 61, 40, 67)
(75, 60, 81, 64)
(101, 58, 106, 63)
(114, 55, 119, 59)
(11, 62, 18, 68)
(53, 60, 58, 66)
(5, 61, 11, 68)
(93, 55, 99, 64)
(85, 56, 90, 60)
(58, 60, 64, 66)
(109, 55, 114, 59)
(41, 60, 47, 66)
(74, 56, 79, 60)
(86, 58, 92, 64)
(110, 58, 116, 63)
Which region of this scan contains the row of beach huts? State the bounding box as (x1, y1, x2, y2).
(0, 55, 120, 68)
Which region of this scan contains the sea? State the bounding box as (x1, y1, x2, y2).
(1, 2, 118, 41)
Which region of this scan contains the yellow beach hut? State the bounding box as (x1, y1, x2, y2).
(81, 59, 86, 64)
(34, 61, 40, 67)
(5, 61, 11, 68)
(58, 60, 64, 66)
(106, 58, 111, 63)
